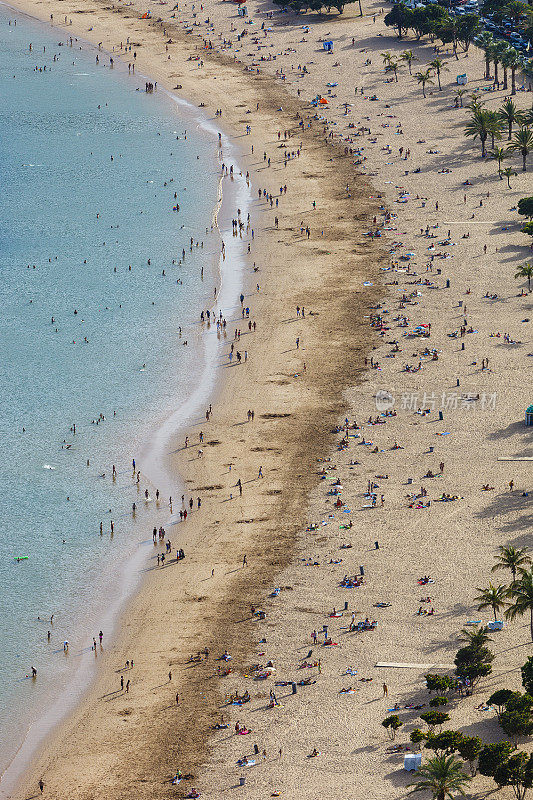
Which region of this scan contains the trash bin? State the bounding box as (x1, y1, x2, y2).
(239, 776, 246, 786)
(292, 682, 297, 694)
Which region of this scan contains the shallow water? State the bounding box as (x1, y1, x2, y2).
(0, 8, 245, 784)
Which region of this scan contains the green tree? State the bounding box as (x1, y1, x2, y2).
(476, 31, 495, 79)
(508, 48, 525, 95)
(492, 545, 531, 579)
(500, 693, 533, 744)
(523, 222, 533, 238)
(420, 710, 451, 734)
(478, 741, 514, 777)
(486, 110, 504, 149)
(493, 40, 511, 85)
(424, 731, 464, 756)
(429, 58, 447, 90)
(489, 688, 515, 720)
(456, 13, 481, 51)
(415, 69, 434, 98)
(501, 47, 514, 91)
(454, 88, 466, 108)
(494, 752, 533, 800)
(474, 582, 508, 621)
(522, 657, 533, 694)
(457, 735, 483, 776)
(515, 264, 533, 291)
(408, 754, 472, 800)
(435, 16, 460, 59)
(459, 625, 492, 649)
(509, 127, 533, 171)
(499, 100, 525, 141)
(506, 568, 533, 640)
(492, 146, 508, 178)
(400, 49, 418, 75)
(502, 166, 518, 188)
(384, 3, 413, 39)
(518, 197, 533, 220)
(464, 108, 491, 157)
(385, 59, 400, 82)
(505, 0, 532, 26)
(411, 4, 449, 40)
(454, 643, 493, 686)
(381, 714, 403, 739)
(411, 728, 427, 750)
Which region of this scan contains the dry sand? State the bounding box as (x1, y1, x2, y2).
(4, 0, 533, 798)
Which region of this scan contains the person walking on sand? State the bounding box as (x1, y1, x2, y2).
(121, 675, 124, 691)
(39, 779, 44, 794)
(383, 683, 388, 697)
(258, 466, 263, 478)
(169, 670, 172, 682)
(176, 692, 179, 705)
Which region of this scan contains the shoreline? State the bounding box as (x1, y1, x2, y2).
(0, 8, 253, 792)
(2, 2, 383, 798)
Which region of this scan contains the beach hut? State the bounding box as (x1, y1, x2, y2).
(456, 73, 468, 85)
(238, 5, 248, 15)
(526, 405, 533, 426)
(322, 41, 334, 52)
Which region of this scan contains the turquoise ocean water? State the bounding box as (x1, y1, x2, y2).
(0, 7, 247, 788)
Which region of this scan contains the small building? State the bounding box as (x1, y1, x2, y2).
(456, 73, 468, 85)
(526, 405, 533, 426)
(322, 41, 333, 52)
(238, 5, 248, 15)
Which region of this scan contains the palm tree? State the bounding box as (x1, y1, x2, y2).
(429, 58, 447, 91)
(415, 69, 434, 99)
(507, 48, 524, 95)
(492, 545, 532, 580)
(515, 264, 533, 290)
(506, 568, 533, 641)
(501, 166, 518, 188)
(486, 110, 503, 149)
(469, 92, 483, 111)
(505, 0, 532, 26)
(493, 40, 510, 86)
(454, 88, 466, 108)
(478, 32, 495, 80)
(464, 108, 491, 157)
(408, 754, 472, 800)
(500, 47, 513, 91)
(385, 59, 400, 82)
(491, 146, 508, 177)
(459, 625, 492, 649)
(381, 51, 393, 66)
(400, 49, 418, 75)
(474, 583, 508, 621)
(509, 126, 533, 171)
(523, 108, 533, 127)
(499, 98, 525, 140)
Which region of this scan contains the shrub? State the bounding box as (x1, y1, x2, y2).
(425, 674, 454, 694)
(429, 696, 449, 707)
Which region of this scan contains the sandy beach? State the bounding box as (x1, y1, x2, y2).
(4, 0, 533, 797)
